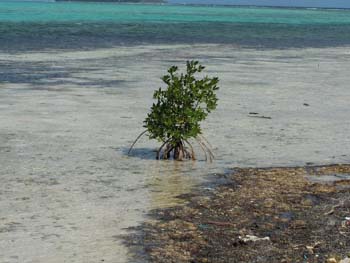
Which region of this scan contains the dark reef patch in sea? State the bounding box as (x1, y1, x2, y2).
(0, 59, 127, 89)
(1, 22, 350, 52)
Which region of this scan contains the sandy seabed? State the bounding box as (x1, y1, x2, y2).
(0, 44, 350, 263)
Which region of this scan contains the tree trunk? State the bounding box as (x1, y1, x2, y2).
(174, 142, 184, 161)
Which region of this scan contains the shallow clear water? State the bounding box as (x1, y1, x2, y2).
(1, 2, 350, 262)
(1, 1, 350, 51)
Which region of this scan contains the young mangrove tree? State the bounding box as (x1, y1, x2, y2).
(129, 61, 219, 161)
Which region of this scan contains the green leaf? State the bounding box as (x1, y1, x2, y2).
(144, 60, 219, 149)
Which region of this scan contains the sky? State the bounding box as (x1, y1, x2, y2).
(169, 0, 350, 8)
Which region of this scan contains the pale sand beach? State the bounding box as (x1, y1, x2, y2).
(0, 44, 350, 262)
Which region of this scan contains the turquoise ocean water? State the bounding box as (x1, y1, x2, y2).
(1, 1, 350, 51)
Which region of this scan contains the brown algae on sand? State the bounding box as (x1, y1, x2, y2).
(126, 164, 350, 263)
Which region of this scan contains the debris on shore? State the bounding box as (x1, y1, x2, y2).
(125, 164, 350, 263)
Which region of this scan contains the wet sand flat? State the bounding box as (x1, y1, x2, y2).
(0, 45, 350, 262)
